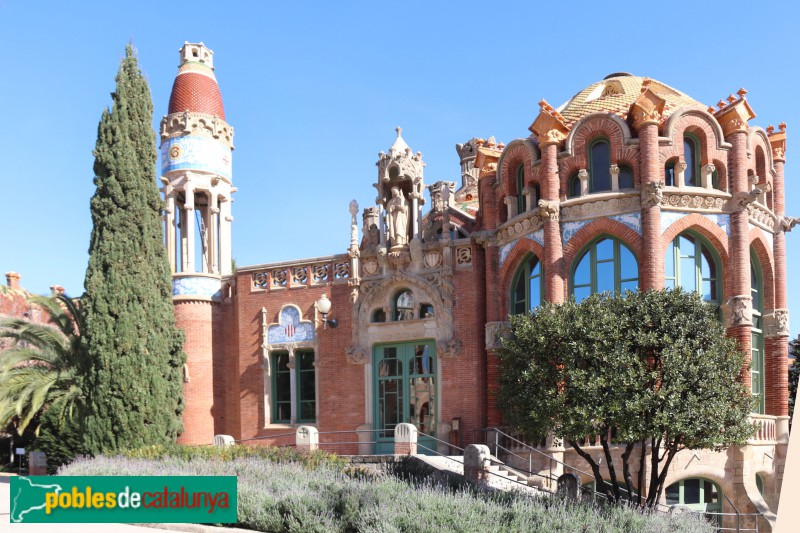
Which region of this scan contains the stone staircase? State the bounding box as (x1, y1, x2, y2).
(413, 454, 543, 496)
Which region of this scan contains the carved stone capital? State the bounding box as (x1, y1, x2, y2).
(732, 189, 761, 211)
(485, 321, 511, 350)
(724, 295, 753, 327)
(529, 99, 570, 147)
(538, 199, 560, 221)
(346, 346, 368, 364)
(437, 337, 461, 358)
(641, 181, 664, 208)
(630, 87, 666, 129)
(714, 96, 755, 137)
(765, 309, 790, 337)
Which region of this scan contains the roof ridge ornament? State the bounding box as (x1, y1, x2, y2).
(713, 87, 755, 136)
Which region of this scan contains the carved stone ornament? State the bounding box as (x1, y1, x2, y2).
(160, 111, 234, 150)
(346, 346, 368, 364)
(538, 199, 560, 221)
(561, 195, 639, 221)
(529, 99, 570, 147)
(437, 338, 461, 358)
(362, 257, 379, 276)
(746, 202, 777, 232)
(732, 189, 761, 211)
(387, 249, 411, 269)
(630, 87, 666, 129)
(662, 191, 727, 212)
(497, 213, 542, 244)
(485, 321, 511, 351)
(779, 216, 799, 233)
(641, 181, 664, 208)
(726, 295, 752, 327)
(765, 309, 790, 337)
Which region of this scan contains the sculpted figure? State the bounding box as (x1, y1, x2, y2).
(387, 187, 409, 247)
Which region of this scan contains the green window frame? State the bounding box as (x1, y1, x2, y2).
(665, 161, 676, 186)
(751, 253, 764, 414)
(511, 254, 543, 314)
(571, 237, 638, 302)
(516, 164, 527, 214)
(665, 233, 720, 305)
(683, 133, 701, 187)
(271, 350, 316, 424)
(666, 478, 722, 518)
(589, 139, 611, 193)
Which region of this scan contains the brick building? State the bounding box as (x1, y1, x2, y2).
(163, 44, 791, 527)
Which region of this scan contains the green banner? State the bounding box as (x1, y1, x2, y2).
(9, 476, 237, 523)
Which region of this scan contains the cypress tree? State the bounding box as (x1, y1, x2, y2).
(81, 45, 185, 453)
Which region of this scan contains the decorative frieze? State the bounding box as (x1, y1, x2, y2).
(561, 194, 639, 221)
(496, 213, 543, 245)
(160, 111, 234, 150)
(746, 203, 777, 232)
(249, 258, 350, 291)
(661, 190, 727, 212)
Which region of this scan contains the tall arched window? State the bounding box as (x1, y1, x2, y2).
(684, 134, 700, 187)
(589, 139, 611, 192)
(516, 164, 527, 214)
(571, 237, 638, 302)
(751, 253, 764, 414)
(511, 254, 543, 314)
(666, 478, 722, 521)
(569, 173, 581, 198)
(665, 233, 720, 305)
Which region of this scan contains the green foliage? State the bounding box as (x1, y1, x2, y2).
(81, 45, 185, 454)
(789, 337, 799, 425)
(60, 455, 713, 532)
(498, 289, 754, 508)
(0, 294, 84, 434)
(30, 408, 85, 473)
(115, 443, 349, 470)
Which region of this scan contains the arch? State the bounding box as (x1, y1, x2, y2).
(664, 476, 724, 514)
(563, 113, 635, 158)
(499, 238, 546, 313)
(662, 108, 730, 152)
(664, 231, 723, 305)
(563, 218, 643, 283)
(589, 138, 612, 192)
(661, 213, 730, 267)
(746, 127, 776, 178)
(497, 139, 539, 191)
(749, 230, 775, 312)
(569, 234, 639, 301)
(509, 253, 544, 315)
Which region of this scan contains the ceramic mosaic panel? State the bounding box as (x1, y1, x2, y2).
(268, 306, 315, 344)
(660, 212, 731, 237)
(161, 136, 232, 179)
(172, 276, 221, 300)
(609, 212, 641, 235)
(561, 219, 592, 245)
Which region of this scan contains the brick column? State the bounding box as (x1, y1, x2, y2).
(727, 130, 753, 389)
(539, 142, 564, 303)
(636, 122, 663, 290)
(767, 143, 788, 416)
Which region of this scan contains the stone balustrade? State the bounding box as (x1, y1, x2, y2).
(248, 255, 350, 291)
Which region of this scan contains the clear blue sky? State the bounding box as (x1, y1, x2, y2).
(1, 1, 799, 337)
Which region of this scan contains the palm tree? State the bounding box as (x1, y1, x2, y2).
(0, 293, 84, 434)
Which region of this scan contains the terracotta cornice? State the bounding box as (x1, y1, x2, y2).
(630, 83, 666, 130)
(767, 122, 787, 162)
(712, 88, 755, 137)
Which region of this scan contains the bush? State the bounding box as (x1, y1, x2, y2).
(59, 454, 713, 532)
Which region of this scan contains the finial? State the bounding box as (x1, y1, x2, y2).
(737, 88, 748, 98)
(727, 94, 737, 104)
(708, 106, 717, 114)
(396, 126, 402, 138)
(767, 125, 775, 134)
(779, 122, 787, 132)
(717, 100, 727, 110)
(349, 199, 359, 216)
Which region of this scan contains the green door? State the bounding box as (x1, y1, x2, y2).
(374, 341, 436, 455)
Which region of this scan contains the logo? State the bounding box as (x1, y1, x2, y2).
(10, 476, 237, 523)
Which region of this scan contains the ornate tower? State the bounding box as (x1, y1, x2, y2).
(160, 42, 235, 444)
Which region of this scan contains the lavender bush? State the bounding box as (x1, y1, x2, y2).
(60, 455, 713, 532)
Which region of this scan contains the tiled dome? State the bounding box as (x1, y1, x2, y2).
(555, 74, 704, 127)
(168, 61, 225, 120)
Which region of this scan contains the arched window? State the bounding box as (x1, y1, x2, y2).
(589, 139, 611, 192)
(571, 237, 638, 302)
(511, 254, 543, 314)
(666, 478, 722, 519)
(665, 233, 720, 305)
(516, 164, 527, 214)
(569, 173, 581, 198)
(751, 253, 764, 414)
(665, 161, 676, 187)
(684, 134, 700, 187)
(618, 166, 634, 189)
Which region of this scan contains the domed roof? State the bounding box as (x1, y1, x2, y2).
(168, 60, 225, 120)
(555, 74, 704, 127)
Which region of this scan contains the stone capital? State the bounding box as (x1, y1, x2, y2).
(768, 122, 787, 162)
(764, 309, 790, 337)
(724, 295, 753, 327)
(630, 87, 666, 130)
(529, 99, 570, 147)
(714, 92, 755, 137)
(485, 321, 511, 350)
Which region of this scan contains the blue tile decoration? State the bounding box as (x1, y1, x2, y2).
(561, 220, 591, 245)
(173, 276, 221, 301)
(609, 212, 641, 235)
(499, 230, 546, 267)
(660, 212, 730, 237)
(268, 305, 315, 344)
(161, 136, 232, 179)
